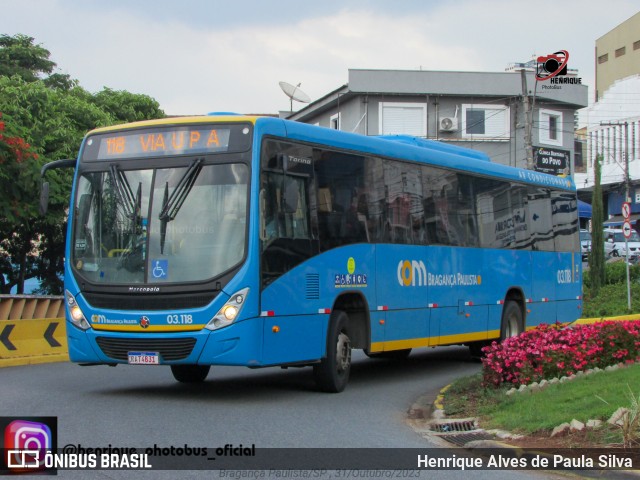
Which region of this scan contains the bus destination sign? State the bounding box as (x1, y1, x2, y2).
(81, 124, 251, 161)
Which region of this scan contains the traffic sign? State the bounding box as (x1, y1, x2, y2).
(623, 220, 633, 239)
(622, 202, 631, 219)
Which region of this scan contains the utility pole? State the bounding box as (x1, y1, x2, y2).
(520, 70, 534, 170)
(601, 120, 631, 310)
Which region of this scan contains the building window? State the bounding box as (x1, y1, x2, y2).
(330, 113, 341, 130)
(549, 116, 558, 140)
(465, 109, 485, 134)
(615, 46, 626, 58)
(634, 40, 640, 51)
(460, 104, 510, 140)
(378, 102, 427, 136)
(539, 109, 563, 147)
(598, 53, 609, 64)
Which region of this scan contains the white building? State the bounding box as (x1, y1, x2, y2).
(579, 75, 640, 223)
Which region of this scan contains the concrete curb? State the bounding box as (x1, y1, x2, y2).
(0, 354, 69, 368)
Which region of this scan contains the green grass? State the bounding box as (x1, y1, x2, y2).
(443, 364, 640, 439)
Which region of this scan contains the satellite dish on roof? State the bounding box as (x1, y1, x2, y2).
(279, 81, 311, 111)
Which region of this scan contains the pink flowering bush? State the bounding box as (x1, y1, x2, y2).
(482, 321, 640, 388)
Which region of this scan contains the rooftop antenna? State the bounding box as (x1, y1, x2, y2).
(279, 81, 311, 111)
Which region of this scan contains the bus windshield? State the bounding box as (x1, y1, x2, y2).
(71, 162, 248, 285)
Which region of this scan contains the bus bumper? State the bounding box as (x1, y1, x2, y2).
(66, 317, 265, 366)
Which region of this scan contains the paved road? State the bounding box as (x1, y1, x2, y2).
(1, 346, 566, 479)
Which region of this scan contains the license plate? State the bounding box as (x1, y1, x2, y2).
(127, 351, 159, 365)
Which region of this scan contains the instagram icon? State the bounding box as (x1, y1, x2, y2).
(4, 420, 52, 472)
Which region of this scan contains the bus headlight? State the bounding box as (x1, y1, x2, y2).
(65, 290, 90, 330)
(206, 288, 249, 330)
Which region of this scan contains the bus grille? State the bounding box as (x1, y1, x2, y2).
(84, 292, 216, 311)
(96, 337, 197, 361)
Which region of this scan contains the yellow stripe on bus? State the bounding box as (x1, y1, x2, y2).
(369, 330, 501, 353)
(91, 324, 202, 332)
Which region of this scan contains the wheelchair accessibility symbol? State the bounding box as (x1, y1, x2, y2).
(152, 259, 168, 279)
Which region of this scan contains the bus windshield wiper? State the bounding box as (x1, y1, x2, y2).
(158, 157, 204, 254)
(109, 164, 137, 231)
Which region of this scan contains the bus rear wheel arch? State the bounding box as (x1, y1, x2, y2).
(468, 294, 525, 357)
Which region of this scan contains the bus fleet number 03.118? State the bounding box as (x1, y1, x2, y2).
(167, 314, 193, 324)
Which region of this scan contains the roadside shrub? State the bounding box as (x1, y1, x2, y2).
(482, 321, 640, 387)
(583, 262, 640, 290)
(605, 262, 640, 285)
(582, 283, 640, 317)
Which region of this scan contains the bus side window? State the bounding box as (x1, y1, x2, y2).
(528, 187, 554, 251)
(282, 176, 310, 239)
(261, 174, 280, 244)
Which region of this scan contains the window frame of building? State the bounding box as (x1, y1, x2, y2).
(460, 104, 510, 140)
(378, 102, 427, 137)
(598, 53, 609, 64)
(539, 109, 563, 147)
(615, 46, 626, 58)
(330, 113, 341, 130)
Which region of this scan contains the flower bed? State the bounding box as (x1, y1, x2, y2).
(482, 321, 640, 387)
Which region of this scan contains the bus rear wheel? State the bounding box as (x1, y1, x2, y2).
(170, 365, 210, 383)
(500, 301, 523, 341)
(314, 310, 351, 393)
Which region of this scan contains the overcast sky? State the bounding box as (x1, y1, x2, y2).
(1, 1, 638, 115)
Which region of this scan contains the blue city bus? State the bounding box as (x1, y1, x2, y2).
(41, 115, 582, 392)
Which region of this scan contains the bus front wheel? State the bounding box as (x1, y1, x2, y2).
(500, 301, 523, 341)
(314, 310, 351, 393)
(170, 364, 211, 383)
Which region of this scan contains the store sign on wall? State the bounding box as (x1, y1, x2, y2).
(534, 147, 569, 175)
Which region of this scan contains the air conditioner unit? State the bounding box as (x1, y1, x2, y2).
(439, 116, 457, 132)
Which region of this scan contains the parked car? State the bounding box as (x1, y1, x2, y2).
(603, 228, 640, 259)
(580, 229, 591, 261)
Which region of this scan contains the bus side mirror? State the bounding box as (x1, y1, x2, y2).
(39, 181, 50, 216)
(39, 158, 77, 216)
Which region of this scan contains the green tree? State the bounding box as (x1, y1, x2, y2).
(0, 76, 111, 294)
(0, 112, 42, 293)
(0, 34, 165, 294)
(92, 87, 164, 123)
(0, 34, 55, 82)
(589, 155, 605, 296)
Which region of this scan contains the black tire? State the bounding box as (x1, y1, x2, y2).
(500, 300, 524, 341)
(364, 348, 412, 360)
(170, 365, 210, 383)
(314, 310, 351, 393)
